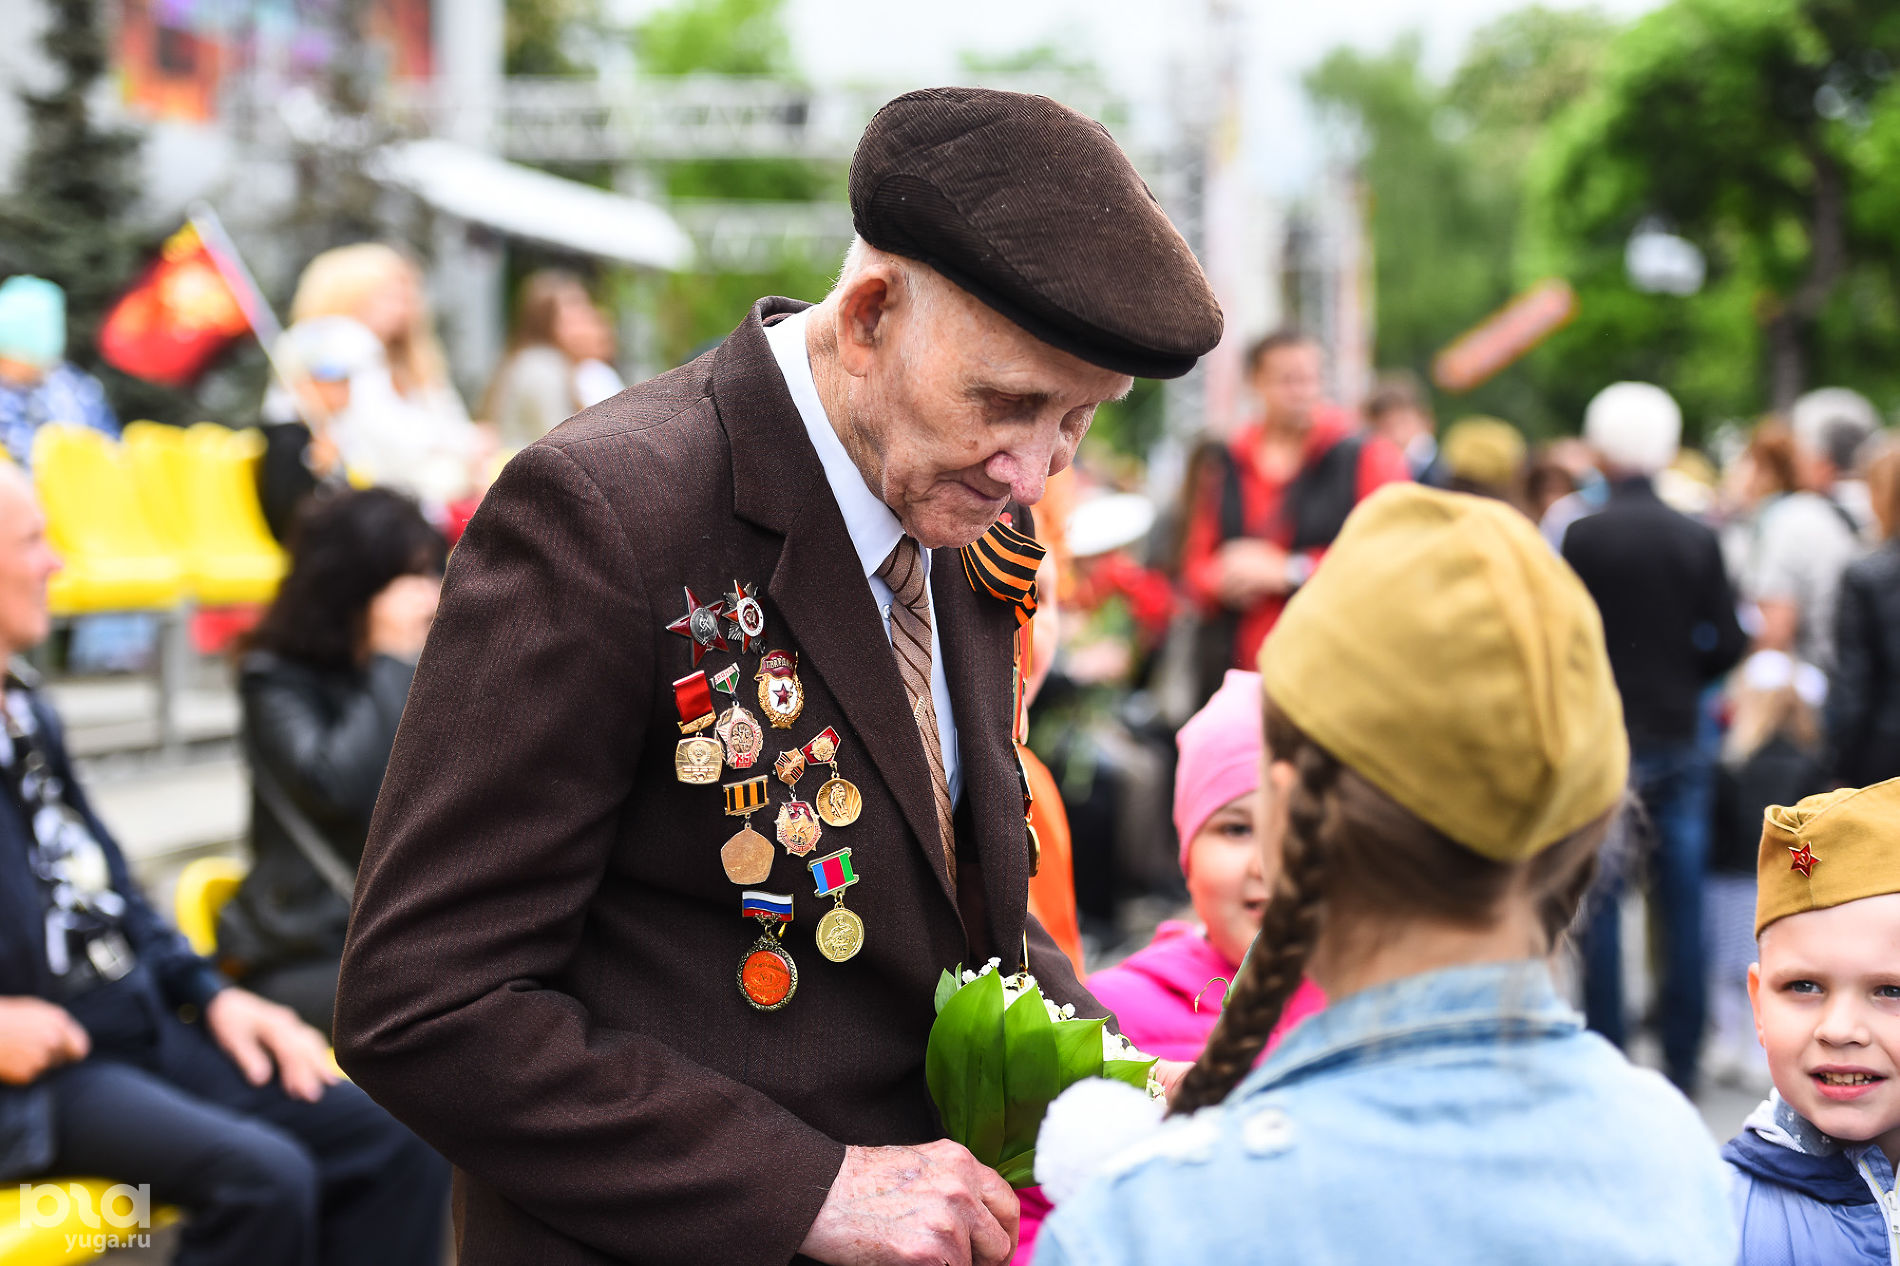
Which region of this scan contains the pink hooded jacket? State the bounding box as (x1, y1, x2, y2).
(1088, 920, 1327, 1063)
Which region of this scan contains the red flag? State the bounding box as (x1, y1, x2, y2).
(99, 223, 254, 386)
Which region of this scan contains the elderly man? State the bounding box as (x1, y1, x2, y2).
(335, 88, 1222, 1266)
(1559, 382, 1746, 1095)
(0, 466, 447, 1265)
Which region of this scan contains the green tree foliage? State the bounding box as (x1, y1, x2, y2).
(507, 0, 603, 76)
(1305, 9, 1613, 436)
(0, 0, 186, 423)
(634, 0, 841, 364)
(1524, 0, 1900, 422)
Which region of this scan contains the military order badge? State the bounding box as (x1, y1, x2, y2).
(665, 587, 728, 667)
(776, 799, 823, 857)
(725, 580, 767, 654)
(756, 649, 805, 728)
(737, 891, 797, 1011)
(715, 702, 765, 770)
(672, 671, 723, 784)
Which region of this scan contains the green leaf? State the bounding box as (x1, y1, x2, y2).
(997, 1147, 1037, 1189)
(934, 967, 960, 1016)
(1050, 1015, 1107, 1088)
(1102, 1056, 1158, 1090)
(1001, 985, 1060, 1163)
(925, 969, 1008, 1166)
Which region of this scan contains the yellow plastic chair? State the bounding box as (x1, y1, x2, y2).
(32, 427, 187, 617)
(0, 1178, 176, 1264)
(121, 423, 284, 608)
(173, 855, 248, 957)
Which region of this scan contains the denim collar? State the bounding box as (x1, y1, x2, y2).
(1233, 960, 1580, 1100)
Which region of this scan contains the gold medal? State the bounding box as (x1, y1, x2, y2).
(715, 703, 765, 770)
(815, 904, 864, 962)
(815, 777, 861, 827)
(756, 650, 805, 729)
(721, 825, 774, 885)
(776, 800, 823, 856)
(800, 728, 859, 827)
(675, 735, 723, 784)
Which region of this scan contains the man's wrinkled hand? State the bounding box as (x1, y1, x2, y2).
(0, 996, 88, 1085)
(205, 988, 337, 1103)
(799, 1140, 1019, 1266)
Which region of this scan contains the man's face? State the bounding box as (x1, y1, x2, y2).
(1251, 344, 1323, 431)
(833, 268, 1132, 550)
(0, 475, 60, 655)
(1750, 894, 1900, 1159)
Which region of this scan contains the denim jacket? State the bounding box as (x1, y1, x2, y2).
(1036, 961, 1737, 1265)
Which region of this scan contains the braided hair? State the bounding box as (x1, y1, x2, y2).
(1169, 696, 1611, 1117)
(1170, 734, 1339, 1115)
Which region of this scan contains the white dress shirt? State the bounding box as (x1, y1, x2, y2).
(763, 309, 962, 806)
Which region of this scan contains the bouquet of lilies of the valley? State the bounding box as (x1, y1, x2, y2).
(926, 958, 1158, 1186)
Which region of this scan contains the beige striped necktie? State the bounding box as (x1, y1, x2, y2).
(876, 536, 957, 884)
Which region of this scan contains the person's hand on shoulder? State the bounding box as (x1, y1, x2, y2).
(800, 1140, 1019, 1266)
(0, 996, 88, 1085)
(205, 988, 338, 1103)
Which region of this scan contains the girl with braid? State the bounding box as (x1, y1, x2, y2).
(1034, 484, 1736, 1265)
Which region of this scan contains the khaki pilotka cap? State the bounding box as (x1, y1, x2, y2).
(1259, 484, 1629, 862)
(1756, 779, 1900, 935)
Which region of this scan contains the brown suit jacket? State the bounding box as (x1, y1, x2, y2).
(334, 298, 1102, 1265)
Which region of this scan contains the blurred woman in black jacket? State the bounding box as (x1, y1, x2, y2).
(1829, 440, 1900, 787)
(217, 489, 445, 1035)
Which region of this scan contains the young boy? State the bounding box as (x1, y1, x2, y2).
(1728, 777, 1900, 1262)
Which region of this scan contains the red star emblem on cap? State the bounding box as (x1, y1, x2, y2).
(1788, 842, 1819, 878)
(665, 587, 727, 666)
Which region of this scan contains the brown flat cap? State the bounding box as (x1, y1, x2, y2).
(849, 87, 1223, 379)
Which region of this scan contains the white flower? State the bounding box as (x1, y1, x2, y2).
(1034, 1078, 1166, 1205)
(1061, 1004, 1076, 1019)
(1102, 1030, 1138, 1061)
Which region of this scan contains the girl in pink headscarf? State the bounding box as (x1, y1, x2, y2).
(1089, 670, 1326, 1062)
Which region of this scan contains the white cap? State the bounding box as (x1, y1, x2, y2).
(1791, 387, 1879, 464)
(1583, 381, 1681, 476)
(1741, 648, 1828, 709)
(274, 316, 386, 384)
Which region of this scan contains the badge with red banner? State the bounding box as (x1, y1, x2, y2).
(801, 727, 861, 827)
(756, 650, 804, 728)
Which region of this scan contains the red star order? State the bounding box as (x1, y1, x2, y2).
(1788, 842, 1819, 878)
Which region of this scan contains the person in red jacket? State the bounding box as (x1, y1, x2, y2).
(1180, 331, 1409, 669)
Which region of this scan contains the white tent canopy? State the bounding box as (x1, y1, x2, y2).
(372, 138, 694, 271)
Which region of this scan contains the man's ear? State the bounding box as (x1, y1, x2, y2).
(833, 270, 895, 379)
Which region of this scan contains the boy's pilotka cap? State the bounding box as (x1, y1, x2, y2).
(1260, 483, 1628, 863)
(1757, 778, 1900, 935)
(848, 87, 1223, 380)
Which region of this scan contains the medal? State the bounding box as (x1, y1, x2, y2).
(665, 587, 728, 666)
(755, 649, 805, 729)
(724, 580, 767, 654)
(711, 664, 741, 697)
(774, 748, 806, 786)
(715, 702, 765, 770)
(721, 775, 775, 884)
(808, 847, 863, 962)
(776, 799, 823, 857)
(721, 824, 774, 885)
(673, 672, 723, 784)
(803, 727, 862, 828)
(737, 891, 797, 1011)
(676, 736, 723, 784)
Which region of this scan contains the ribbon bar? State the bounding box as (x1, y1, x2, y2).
(724, 775, 770, 817)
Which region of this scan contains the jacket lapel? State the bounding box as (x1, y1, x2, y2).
(932, 544, 1028, 961)
(716, 300, 958, 915)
